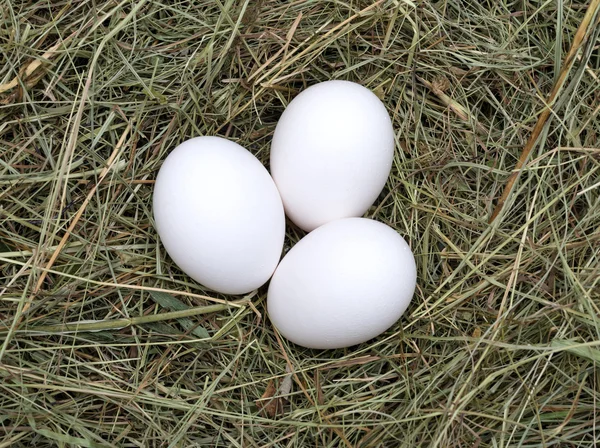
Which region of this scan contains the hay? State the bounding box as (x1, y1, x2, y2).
(1, 0, 599, 446)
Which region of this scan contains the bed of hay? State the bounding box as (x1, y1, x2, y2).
(1, 1, 599, 446)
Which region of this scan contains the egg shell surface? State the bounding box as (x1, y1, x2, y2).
(153, 136, 285, 295)
(267, 218, 416, 349)
(270, 80, 395, 231)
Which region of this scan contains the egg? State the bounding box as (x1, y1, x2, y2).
(153, 136, 285, 295)
(267, 218, 416, 349)
(270, 80, 395, 231)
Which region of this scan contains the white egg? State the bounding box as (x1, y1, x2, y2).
(153, 136, 285, 295)
(267, 218, 416, 349)
(270, 80, 395, 231)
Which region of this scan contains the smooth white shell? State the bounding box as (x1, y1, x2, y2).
(153, 136, 285, 294)
(267, 218, 416, 349)
(270, 80, 395, 231)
